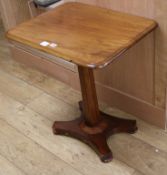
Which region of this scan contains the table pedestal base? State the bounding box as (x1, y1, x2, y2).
(53, 101, 137, 163)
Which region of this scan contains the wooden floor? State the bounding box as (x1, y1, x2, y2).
(0, 24, 167, 175)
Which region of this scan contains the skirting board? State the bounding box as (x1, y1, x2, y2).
(10, 46, 166, 129)
(96, 82, 165, 129)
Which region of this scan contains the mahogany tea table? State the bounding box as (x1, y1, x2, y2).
(7, 2, 157, 162)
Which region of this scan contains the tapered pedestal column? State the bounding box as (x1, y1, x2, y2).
(53, 66, 137, 163)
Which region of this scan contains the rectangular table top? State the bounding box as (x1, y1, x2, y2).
(7, 2, 157, 68)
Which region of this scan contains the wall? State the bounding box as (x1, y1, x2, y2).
(0, 0, 30, 30)
(76, 0, 155, 18)
(154, 0, 167, 108)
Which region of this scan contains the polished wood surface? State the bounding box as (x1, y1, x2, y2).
(7, 2, 157, 68)
(53, 101, 137, 163)
(78, 67, 101, 125)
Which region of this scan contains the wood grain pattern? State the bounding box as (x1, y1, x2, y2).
(7, 2, 157, 68)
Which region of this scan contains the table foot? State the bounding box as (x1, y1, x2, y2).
(79, 101, 137, 134)
(53, 116, 113, 163)
(52, 101, 137, 163)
